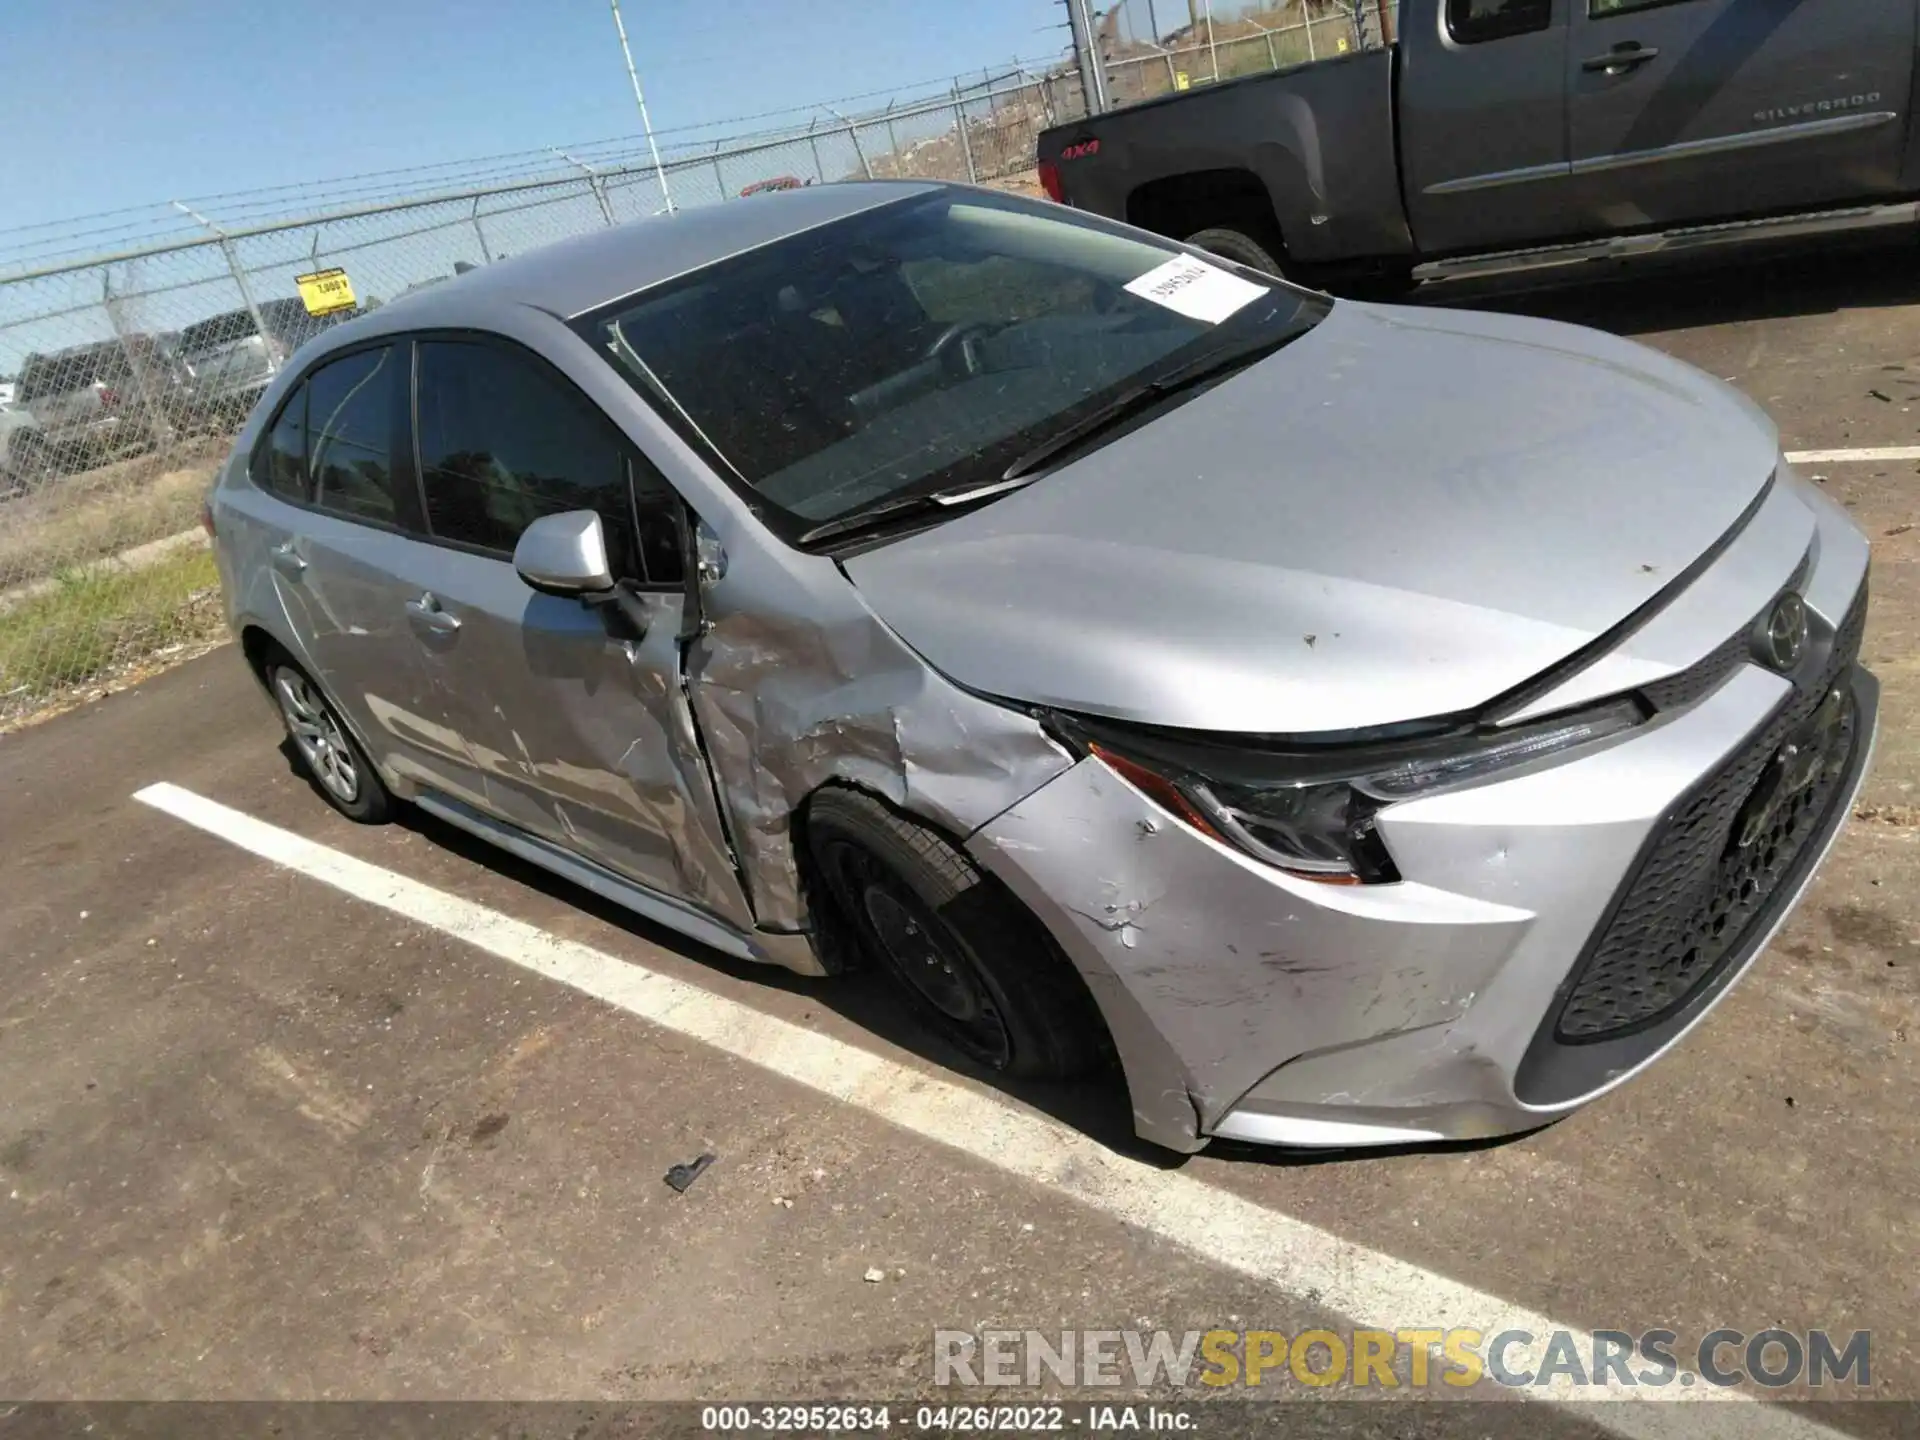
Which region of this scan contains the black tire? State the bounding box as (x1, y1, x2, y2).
(6, 432, 53, 491)
(1185, 225, 1287, 279)
(805, 788, 1106, 1080)
(262, 650, 393, 824)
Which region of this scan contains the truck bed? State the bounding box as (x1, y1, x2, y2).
(1037, 47, 1411, 270)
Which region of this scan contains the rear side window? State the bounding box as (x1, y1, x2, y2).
(415, 340, 656, 582)
(307, 347, 400, 525)
(19, 347, 117, 400)
(16, 358, 65, 402)
(1448, 0, 1552, 43)
(259, 382, 308, 500)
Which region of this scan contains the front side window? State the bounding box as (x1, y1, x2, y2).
(1448, 0, 1552, 43)
(578, 190, 1325, 546)
(415, 340, 643, 580)
(307, 346, 399, 525)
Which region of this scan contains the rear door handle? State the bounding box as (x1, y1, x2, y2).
(269, 541, 307, 578)
(1583, 43, 1659, 73)
(404, 591, 462, 636)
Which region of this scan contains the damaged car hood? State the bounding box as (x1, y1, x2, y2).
(842, 301, 1782, 734)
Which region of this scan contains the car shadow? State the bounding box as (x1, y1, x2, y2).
(261, 742, 1171, 1171)
(1407, 231, 1920, 337)
(277, 735, 1554, 1172)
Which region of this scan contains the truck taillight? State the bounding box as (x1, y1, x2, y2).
(200, 496, 217, 539)
(1038, 160, 1064, 204)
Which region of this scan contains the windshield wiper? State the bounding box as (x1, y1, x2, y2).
(798, 307, 1319, 548)
(797, 473, 1039, 547)
(1000, 320, 1314, 483)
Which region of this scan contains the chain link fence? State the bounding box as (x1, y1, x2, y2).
(1097, 0, 1383, 103)
(0, 21, 1381, 725)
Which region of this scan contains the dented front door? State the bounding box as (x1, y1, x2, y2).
(413, 543, 753, 931)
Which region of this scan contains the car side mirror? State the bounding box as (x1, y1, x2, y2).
(514, 510, 613, 597)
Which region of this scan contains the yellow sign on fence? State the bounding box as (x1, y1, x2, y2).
(295, 268, 357, 316)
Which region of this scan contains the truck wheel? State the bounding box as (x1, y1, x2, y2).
(6, 432, 53, 490)
(1186, 226, 1286, 280)
(805, 787, 1107, 1080)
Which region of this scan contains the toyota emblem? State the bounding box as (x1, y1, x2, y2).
(1755, 592, 1808, 673)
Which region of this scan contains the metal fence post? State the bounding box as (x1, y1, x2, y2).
(552, 149, 617, 226)
(711, 140, 727, 199)
(952, 84, 978, 184)
(100, 272, 175, 449)
(827, 107, 874, 179)
(469, 197, 495, 261)
(170, 200, 273, 404)
(807, 118, 826, 184)
(884, 100, 901, 175)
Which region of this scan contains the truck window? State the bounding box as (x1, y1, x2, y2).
(1589, 0, 1684, 13)
(1447, 0, 1552, 43)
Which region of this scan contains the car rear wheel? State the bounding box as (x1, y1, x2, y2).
(805, 788, 1106, 1080)
(266, 653, 392, 824)
(1185, 225, 1287, 280)
(5, 432, 54, 492)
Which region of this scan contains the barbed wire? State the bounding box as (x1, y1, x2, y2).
(0, 52, 1072, 274)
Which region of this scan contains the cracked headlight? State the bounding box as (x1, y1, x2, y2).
(1050, 699, 1645, 884)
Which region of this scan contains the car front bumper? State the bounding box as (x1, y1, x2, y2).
(966, 480, 1876, 1154)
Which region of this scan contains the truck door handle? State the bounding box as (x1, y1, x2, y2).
(405, 592, 462, 636)
(1583, 43, 1659, 73)
(270, 541, 307, 578)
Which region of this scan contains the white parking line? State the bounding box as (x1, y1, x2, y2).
(134, 781, 1846, 1438)
(1786, 446, 1920, 465)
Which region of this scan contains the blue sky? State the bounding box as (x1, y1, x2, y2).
(0, 0, 1069, 235)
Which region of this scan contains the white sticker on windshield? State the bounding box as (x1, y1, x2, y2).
(1123, 255, 1269, 324)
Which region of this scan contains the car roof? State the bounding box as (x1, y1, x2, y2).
(374, 180, 942, 324)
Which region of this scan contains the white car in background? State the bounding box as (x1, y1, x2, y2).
(0, 402, 45, 497)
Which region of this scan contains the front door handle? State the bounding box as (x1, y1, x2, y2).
(404, 591, 462, 637)
(1583, 42, 1659, 73)
(270, 541, 307, 578)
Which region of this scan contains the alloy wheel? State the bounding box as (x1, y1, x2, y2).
(272, 667, 360, 806)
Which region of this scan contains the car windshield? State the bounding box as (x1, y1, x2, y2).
(578, 190, 1325, 545)
(180, 310, 258, 353)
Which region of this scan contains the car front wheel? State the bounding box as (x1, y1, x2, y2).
(806, 788, 1106, 1080)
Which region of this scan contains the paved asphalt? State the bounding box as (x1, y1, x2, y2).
(0, 239, 1916, 1434)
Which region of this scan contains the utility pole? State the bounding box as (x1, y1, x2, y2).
(1063, 0, 1109, 114)
(609, 0, 675, 213)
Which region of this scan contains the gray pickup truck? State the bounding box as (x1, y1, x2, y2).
(1037, 0, 1920, 288)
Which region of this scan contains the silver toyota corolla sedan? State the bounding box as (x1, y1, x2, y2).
(209, 181, 1877, 1154)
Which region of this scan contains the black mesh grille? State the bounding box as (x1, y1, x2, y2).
(1554, 587, 1869, 1042)
(1639, 628, 1749, 713)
